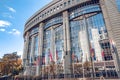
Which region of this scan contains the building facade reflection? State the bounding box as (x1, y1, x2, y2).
(23, 0, 120, 79)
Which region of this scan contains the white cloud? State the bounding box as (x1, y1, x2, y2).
(0, 20, 11, 27)
(7, 6, 16, 13)
(2, 13, 14, 19)
(0, 28, 5, 32)
(8, 29, 21, 35)
(17, 51, 23, 59)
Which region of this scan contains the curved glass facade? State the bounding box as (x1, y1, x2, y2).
(70, 4, 112, 63)
(23, 0, 120, 78)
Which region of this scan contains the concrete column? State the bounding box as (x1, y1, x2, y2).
(51, 27, 55, 61)
(36, 22, 44, 76)
(23, 32, 29, 67)
(63, 11, 72, 74)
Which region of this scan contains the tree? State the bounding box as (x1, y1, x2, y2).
(0, 52, 22, 76)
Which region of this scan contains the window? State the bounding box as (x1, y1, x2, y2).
(64, 2, 67, 7)
(69, 5, 100, 19)
(30, 27, 38, 36)
(44, 16, 63, 29)
(53, 7, 56, 11)
(60, 4, 63, 8)
(54, 26, 64, 64)
(68, 0, 70, 5)
(50, 9, 53, 13)
(43, 30, 51, 65)
(57, 6, 59, 10)
(34, 35, 38, 61)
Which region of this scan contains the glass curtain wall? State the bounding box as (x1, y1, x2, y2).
(28, 27, 39, 65)
(43, 30, 52, 65)
(34, 35, 39, 63)
(70, 4, 112, 63)
(54, 25, 64, 64)
(70, 21, 81, 63)
(28, 37, 32, 64)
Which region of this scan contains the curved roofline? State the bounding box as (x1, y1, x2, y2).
(24, 0, 96, 36)
(25, 0, 61, 25)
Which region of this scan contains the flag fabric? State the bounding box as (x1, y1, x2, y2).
(42, 56, 45, 65)
(101, 50, 105, 57)
(72, 52, 75, 61)
(109, 39, 116, 53)
(36, 56, 40, 65)
(48, 49, 53, 62)
(90, 48, 94, 58)
(34, 61, 37, 65)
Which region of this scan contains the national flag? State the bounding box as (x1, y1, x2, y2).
(72, 53, 75, 61)
(36, 56, 40, 65)
(109, 39, 116, 53)
(33, 61, 37, 65)
(72, 51, 76, 62)
(90, 48, 94, 58)
(101, 50, 105, 57)
(48, 49, 53, 62)
(42, 56, 45, 65)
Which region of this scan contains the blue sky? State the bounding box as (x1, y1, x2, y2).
(0, 0, 52, 58)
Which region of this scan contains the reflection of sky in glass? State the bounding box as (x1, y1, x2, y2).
(70, 4, 107, 62)
(70, 21, 81, 62)
(28, 38, 32, 63)
(55, 26, 63, 64)
(34, 35, 38, 61)
(69, 4, 100, 19)
(43, 30, 51, 65)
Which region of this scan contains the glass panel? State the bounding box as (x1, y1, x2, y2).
(54, 25, 64, 64)
(69, 4, 100, 19)
(43, 30, 52, 65)
(44, 16, 63, 29)
(28, 37, 32, 62)
(34, 35, 38, 62)
(29, 27, 38, 36)
(70, 12, 113, 63)
(70, 20, 81, 63)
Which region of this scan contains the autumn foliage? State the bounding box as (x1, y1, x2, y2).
(0, 53, 23, 76)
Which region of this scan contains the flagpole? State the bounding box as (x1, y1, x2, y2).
(84, 14, 95, 80)
(73, 53, 75, 78)
(72, 50, 75, 79)
(81, 53, 85, 79)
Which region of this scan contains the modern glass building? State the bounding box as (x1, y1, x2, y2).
(23, 0, 120, 79)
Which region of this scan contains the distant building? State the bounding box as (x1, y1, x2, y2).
(23, 0, 120, 78)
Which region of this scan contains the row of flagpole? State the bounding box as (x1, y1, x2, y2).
(35, 39, 119, 79)
(32, 15, 120, 79)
